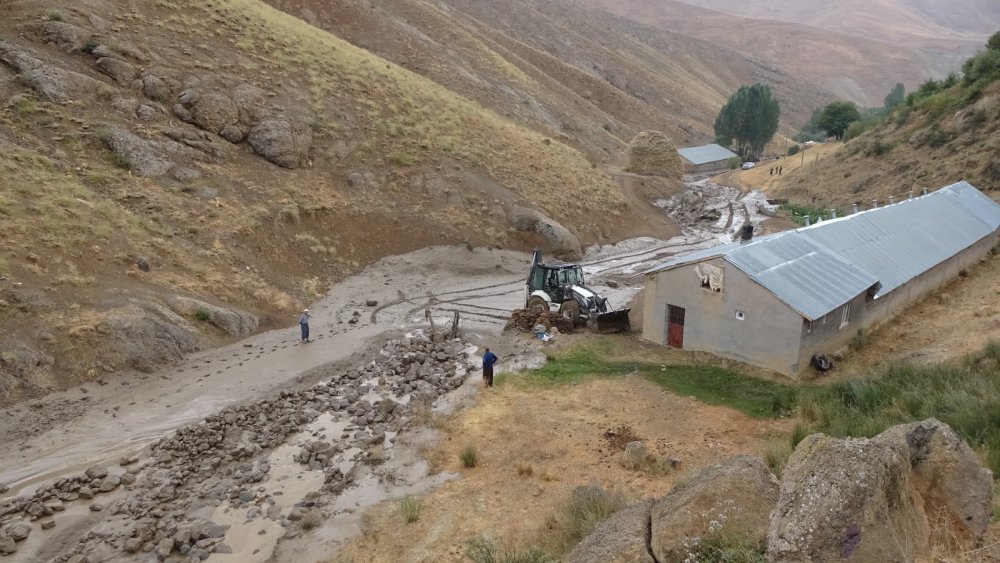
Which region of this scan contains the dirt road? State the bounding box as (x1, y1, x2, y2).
(0, 182, 768, 561)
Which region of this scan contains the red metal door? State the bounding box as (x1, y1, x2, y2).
(667, 305, 685, 348)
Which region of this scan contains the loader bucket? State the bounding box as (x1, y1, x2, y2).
(589, 308, 631, 334)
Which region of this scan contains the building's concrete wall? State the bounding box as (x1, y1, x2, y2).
(861, 233, 998, 330)
(796, 292, 868, 372)
(642, 258, 803, 375)
(682, 159, 730, 174)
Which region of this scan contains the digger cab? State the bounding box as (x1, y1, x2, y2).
(528, 260, 585, 304)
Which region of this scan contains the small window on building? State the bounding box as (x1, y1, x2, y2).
(840, 303, 851, 329)
(735, 310, 745, 321)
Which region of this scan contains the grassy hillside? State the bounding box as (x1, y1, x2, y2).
(770, 78, 1000, 208)
(0, 0, 682, 399)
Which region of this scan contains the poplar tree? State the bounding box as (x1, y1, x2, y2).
(713, 83, 780, 161)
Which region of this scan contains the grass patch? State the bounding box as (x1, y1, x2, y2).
(464, 536, 554, 563)
(540, 485, 628, 555)
(520, 344, 796, 419)
(399, 496, 423, 524)
(678, 531, 768, 563)
(781, 202, 836, 225)
(193, 307, 212, 322)
(459, 445, 479, 468)
(799, 340, 1000, 473)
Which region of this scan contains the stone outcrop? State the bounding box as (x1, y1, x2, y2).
(103, 129, 174, 177)
(625, 131, 683, 178)
(168, 296, 259, 338)
(0, 40, 105, 103)
(101, 300, 201, 372)
(650, 455, 778, 561)
(509, 206, 582, 258)
(566, 500, 655, 563)
(769, 419, 993, 562)
(247, 119, 312, 169)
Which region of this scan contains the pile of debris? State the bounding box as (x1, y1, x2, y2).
(505, 308, 574, 334)
(0, 330, 475, 561)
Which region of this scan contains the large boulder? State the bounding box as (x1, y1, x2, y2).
(509, 206, 582, 258)
(101, 300, 201, 372)
(0, 340, 54, 378)
(566, 500, 655, 563)
(625, 131, 682, 179)
(38, 21, 93, 53)
(247, 119, 312, 168)
(877, 418, 994, 543)
(168, 296, 259, 338)
(104, 129, 173, 177)
(95, 57, 137, 85)
(769, 433, 929, 562)
(650, 455, 778, 561)
(174, 89, 241, 139)
(0, 40, 105, 103)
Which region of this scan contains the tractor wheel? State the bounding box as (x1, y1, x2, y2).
(527, 296, 549, 315)
(559, 300, 581, 324)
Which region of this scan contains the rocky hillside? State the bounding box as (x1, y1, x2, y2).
(0, 0, 689, 400)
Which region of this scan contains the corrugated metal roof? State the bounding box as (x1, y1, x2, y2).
(800, 181, 1000, 297)
(725, 233, 880, 320)
(677, 143, 739, 165)
(645, 181, 1000, 320)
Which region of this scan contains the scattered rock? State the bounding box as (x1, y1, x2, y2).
(95, 57, 138, 85)
(174, 89, 240, 138)
(99, 474, 121, 492)
(39, 21, 92, 53)
(136, 103, 160, 121)
(137, 256, 152, 272)
(104, 129, 174, 177)
(365, 299, 378, 307)
(85, 466, 108, 480)
(347, 172, 365, 188)
(6, 522, 30, 542)
(0, 340, 54, 377)
(169, 165, 203, 183)
(247, 119, 312, 169)
(40, 520, 55, 530)
(0, 536, 14, 555)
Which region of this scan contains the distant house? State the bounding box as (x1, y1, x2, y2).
(641, 181, 1000, 378)
(677, 143, 739, 174)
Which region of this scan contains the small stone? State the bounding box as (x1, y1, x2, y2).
(84, 466, 108, 480)
(79, 487, 94, 499)
(137, 256, 151, 272)
(99, 474, 121, 492)
(156, 537, 175, 559)
(0, 536, 15, 555)
(365, 299, 378, 307)
(89, 502, 104, 512)
(6, 522, 30, 541)
(120, 455, 139, 466)
(123, 536, 143, 553)
(238, 490, 255, 503)
(40, 520, 55, 530)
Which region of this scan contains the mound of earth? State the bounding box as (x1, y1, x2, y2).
(505, 308, 575, 334)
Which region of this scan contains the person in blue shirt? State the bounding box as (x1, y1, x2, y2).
(482, 347, 498, 388)
(299, 309, 311, 343)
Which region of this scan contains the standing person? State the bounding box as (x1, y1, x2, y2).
(299, 309, 311, 343)
(769, 167, 774, 176)
(482, 347, 498, 388)
(779, 166, 783, 175)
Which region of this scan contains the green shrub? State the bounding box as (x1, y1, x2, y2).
(727, 156, 742, 170)
(107, 152, 132, 170)
(459, 445, 479, 468)
(764, 441, 793, 478)
(787, 144, 800, 156)
(194, 308, 212, 322)
(389, 151, 416, 166)
(849, 328, 872, 350)
(399, 496, 423, 524)
(962, 49, 1000, 87)
(46, 10, 64, 21)
(864, 138, 893, 157)
(844, 120, 877, 141)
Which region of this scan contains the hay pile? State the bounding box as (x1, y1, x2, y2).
(625, 131, 683, 179)
(505, 309, 575, 334)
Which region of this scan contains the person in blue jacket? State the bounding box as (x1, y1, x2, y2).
(299, 309, 311, 343)
(482, 347, 498, 388)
